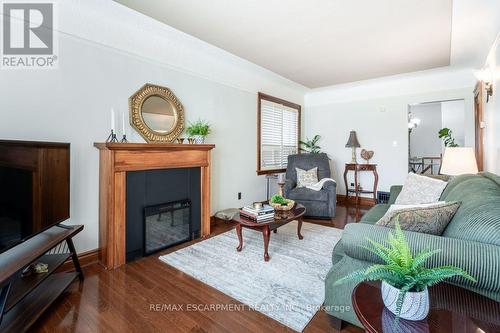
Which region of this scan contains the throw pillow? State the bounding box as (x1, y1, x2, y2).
(395, 173, 448, 205)
(378, 202, 445, 222)
(376, 201, 461, 236)
(296, 167, 318, 187)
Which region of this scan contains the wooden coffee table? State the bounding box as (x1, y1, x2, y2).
(232, 203, 306, 262)
(352, 281, 500, 333)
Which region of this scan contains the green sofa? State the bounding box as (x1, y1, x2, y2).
(324, 172, 500, 327)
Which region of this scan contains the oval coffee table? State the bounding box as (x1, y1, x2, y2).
(232, 203, 306, 261)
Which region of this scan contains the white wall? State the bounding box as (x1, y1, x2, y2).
(482, 35, 500, 174)
(441, 100, 466, 146)
(304, 68, 476, 196)
(409, 103, 443, 158)
(0, 0, 306, 253)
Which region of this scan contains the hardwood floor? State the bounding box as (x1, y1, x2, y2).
(30, 204, 369, 333)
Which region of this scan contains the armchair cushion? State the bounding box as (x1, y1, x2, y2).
(295, 167, 318, 187)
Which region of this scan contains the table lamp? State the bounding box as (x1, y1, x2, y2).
(440, 147, 478, 175)
(345, 130, 361, 163)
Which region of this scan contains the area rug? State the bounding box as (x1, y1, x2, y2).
(159, 221, 342, 332)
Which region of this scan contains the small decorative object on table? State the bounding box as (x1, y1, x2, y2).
(176, 137, 185, 144)
(361, 149, 374, 163)
(252, 202, 263, 210)
(334, 221, 475, 321)
(269, 194, 294, 211)
(186, 119, 211, 144)
(187, 137, 195, 144)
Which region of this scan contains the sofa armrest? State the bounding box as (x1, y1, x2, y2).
(388, 185, 403, 204)
(341, 223, 500, 294)
(323, 180, 337, 192)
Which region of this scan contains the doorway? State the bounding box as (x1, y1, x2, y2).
(408, 100, 466, 175)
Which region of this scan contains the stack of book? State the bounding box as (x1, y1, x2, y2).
(239, 204, 275, 223)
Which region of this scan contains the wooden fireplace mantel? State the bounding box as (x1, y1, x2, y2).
(94, 142, 215, 269)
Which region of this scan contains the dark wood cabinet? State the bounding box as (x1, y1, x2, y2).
(0, 140, 70, 234)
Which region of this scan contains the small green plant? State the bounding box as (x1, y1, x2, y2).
(186, 119, 211, 137)
(270, 194, 290, 206)
(299, 135, 321, 153)
(334, 221, 475, 318)
(438, 128, 459, 147)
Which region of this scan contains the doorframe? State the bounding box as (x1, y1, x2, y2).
(474, 81, 485, 172)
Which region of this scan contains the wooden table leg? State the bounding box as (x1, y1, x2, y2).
(297, 218, 304, 240)
(263, 225, 270, 262)
(236, 223, 243, 252)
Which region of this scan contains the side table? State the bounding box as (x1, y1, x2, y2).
(343, 163, 378, 204)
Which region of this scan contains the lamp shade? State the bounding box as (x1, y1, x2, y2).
(440, 147, 478, 176)
(345, 130, 361, 148)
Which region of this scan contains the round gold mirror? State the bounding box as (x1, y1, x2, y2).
(129, 84, 184, 142)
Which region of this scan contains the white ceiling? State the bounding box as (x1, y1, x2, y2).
(113, 0, 481, 88)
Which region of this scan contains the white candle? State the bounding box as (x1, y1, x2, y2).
(122, 110, 126, 135)
(110, 108, 115, 132)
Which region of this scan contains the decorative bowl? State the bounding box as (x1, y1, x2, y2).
(269, 200, 295, 211)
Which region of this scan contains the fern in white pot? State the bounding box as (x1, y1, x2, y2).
(334, 222, 475, 320)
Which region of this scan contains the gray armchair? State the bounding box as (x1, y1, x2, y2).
(284, 153, 336, 218)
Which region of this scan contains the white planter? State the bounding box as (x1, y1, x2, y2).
(192, 135, 205, 144)
(381, 281, 429, 321)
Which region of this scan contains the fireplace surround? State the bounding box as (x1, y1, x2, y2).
(94, 143, 214, 269)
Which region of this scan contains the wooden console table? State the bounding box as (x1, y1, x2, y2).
(343, 163, 378, 204)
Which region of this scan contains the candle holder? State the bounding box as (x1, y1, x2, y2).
(120, 134, 128, 143)
(277, 182, 285, 196)
(106, 130, 118, 143)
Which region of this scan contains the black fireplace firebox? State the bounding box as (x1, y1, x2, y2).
(125, 168, 201, 262)
(144, 199, 192, 255)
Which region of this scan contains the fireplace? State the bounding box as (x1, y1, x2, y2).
(94, 143, 214, 269)
(125, 168, 200, 261)
(144, 199, 192, 255)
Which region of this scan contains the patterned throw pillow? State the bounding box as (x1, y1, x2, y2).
(395, 173, 448, 205)
(296, 167, 318, 187)
(376, 201, 461, 236)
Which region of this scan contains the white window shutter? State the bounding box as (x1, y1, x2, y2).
(260, 100, 299, 171)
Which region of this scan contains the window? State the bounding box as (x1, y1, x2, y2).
(257, 92, 301, 175)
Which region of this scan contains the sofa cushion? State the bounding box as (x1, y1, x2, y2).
(360, 204, 390, 224)
(441, 172, 500, 246)
(287, 187, 329, 202)
(376, 201, 460, 235)
(395, 173, 448, 205)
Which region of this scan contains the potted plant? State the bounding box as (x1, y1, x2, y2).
(269, 194, 294, 211)
(186, 119, 211, 144)
(299, 134, 321, 153)
(438, 128, 459, 147)
(334, 222, 475, 321)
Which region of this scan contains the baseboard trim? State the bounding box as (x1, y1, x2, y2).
(59, 248, 99, 272)
(336, 194, 376, 207)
